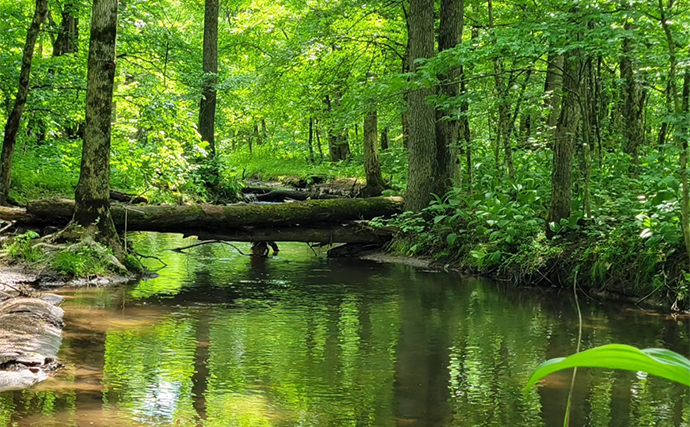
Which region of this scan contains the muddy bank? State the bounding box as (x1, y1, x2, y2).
(0, 289, 64, 391)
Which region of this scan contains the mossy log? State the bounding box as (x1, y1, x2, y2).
(3, 197, 402, 243)
(24, 197, 402, 230)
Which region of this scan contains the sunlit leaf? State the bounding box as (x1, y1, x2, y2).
(524, 344, 690, 391)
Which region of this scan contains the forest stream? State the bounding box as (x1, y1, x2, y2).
(0, 233, 688, 427)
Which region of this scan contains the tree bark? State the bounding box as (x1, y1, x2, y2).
(0, 0, 48, 205)
(199, 0, 218, 157)
(547, 48, 581, 231)
(71, 0, 121, 256)
(434, 0, 462, 196)
(363, 108, 386, 196)
(405, 0, 436, 212)
(544, 53, 564, 130)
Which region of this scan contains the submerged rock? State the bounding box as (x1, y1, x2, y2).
(0, 295, 64, 392)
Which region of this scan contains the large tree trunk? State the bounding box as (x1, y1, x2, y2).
(53, 2, 79, 56)
(199, 0, 218, 157)
(547, 48, 581, 231)
(363, 109, 386, 196)
(620, 24, 645, 175)
(71, 0, 122, 257)
(434, 0, 462, 196)
(0, 0, 48, 205)
(405, 0, 436, 212)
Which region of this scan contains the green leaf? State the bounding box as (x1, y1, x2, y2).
(446, 233, 458, 246)
(524, 344, 690, 391)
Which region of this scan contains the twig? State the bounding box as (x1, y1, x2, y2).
(134, 251, 167, 267)
(306, 243, 318, 257)
(166, 240, 249, 256)
(0, 221, 15, 234)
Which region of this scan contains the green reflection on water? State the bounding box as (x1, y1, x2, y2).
(0, 233, 687, 427)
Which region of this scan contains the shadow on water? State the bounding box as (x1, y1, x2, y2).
(0, 232, 688, 426)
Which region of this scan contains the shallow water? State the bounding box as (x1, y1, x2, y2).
(1, 232, 688, 426)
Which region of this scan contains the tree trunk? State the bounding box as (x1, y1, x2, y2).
(53, 2, 78, 56)
(253, 123, 261, 146)
(363, 109, 386, 196)
(199, 0, 218, 157)
(547, 48, 581, 231)
(659, 0, 690, 261)
(681, 70, 690, 261)
(405, 0, 436, 212)
(324, 94, 351, 162)
(401, 9, 412, 150)
(461, 27, 474, 195)
(434, 0, 462, 196)
(620, 24, 645, 175)
(308, 117, 315, 163)
(544, 53, 564, 130)
(0, 0, 48, 205)
(71, 0, 122, 257)
(315, 120, 324, 161)
(380, 126, 389, 150)
(488, 0, 514, 180)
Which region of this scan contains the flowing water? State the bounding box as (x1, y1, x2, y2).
(1, 233, 688, 427)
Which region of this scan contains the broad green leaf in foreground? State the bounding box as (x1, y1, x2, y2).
(525, 344, 690, 390)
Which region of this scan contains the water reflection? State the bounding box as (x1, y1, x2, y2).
(0, 233, 688, 426)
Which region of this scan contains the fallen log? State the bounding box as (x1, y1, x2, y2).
(110, 189, 148, 204)
(18, 197, 402, 233)
(242, 186, 340, 201)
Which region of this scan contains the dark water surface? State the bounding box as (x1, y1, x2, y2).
(1, 233, 688, 426)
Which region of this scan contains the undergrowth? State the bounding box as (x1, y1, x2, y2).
(1, 231, 133, 278)
(374, 150, 690, 308)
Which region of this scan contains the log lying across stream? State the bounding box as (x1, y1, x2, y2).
(0, 197, 403, 244)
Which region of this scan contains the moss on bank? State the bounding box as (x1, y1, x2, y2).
(1, 230, 141, 281)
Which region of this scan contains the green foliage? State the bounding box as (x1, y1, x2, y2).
(3, 231, 43, 263)
(525, 344, 690, 390)
(50, 246, 112, 278)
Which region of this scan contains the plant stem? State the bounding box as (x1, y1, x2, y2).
(564, 270, 582, 427)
